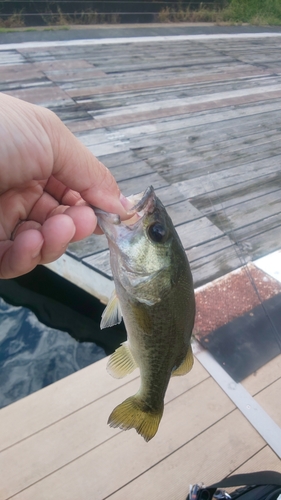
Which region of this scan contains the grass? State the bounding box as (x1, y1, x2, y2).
(158, 5, 222, 23)
(0, 12, 25, 29)
(0, 0, 281, 29)
(0, 25, 70, 33)
(158, 0, 281, 25)
(41, 9, 121, 26)
(0, 6, 120, 30)
(41, 7, 99, 26)
(222, 0, 281, 24)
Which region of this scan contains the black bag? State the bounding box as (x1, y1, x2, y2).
(187, 471, 281, 500)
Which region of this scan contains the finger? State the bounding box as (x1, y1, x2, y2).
(27, 182, 93, 229)
(64, 205, 97, 241)
(12, 220, 42, 238)
(44, 176, 85, 206)
(0, 209, 95, 278)
(0, 230, 44, 279)
(40, 111, 130, 217)
(14, 203, 96, 245)
(39, 213, 76, 263)
(27, 190, 60, 224)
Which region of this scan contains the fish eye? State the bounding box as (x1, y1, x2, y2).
(148, 223, 167, 243)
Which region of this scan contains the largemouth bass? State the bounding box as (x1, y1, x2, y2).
(96, 186, 195, 441)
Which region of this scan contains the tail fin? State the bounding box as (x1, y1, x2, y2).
(108, 395, 163, 442)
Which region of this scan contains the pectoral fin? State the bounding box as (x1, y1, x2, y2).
(172, 345, 194, 376)
(100, 289, 122, 329)
(107, 341, 138, 378)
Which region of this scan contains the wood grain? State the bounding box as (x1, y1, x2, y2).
(5, 377, 234, 500)
(2, 34, 281, 500)
(108, 411, 265, 500)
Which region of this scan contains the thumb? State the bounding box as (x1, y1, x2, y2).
(39, 109, 131, 216)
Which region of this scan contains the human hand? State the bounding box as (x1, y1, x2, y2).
(0, 93, 129, 279)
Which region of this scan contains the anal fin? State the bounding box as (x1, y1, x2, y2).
(172, 345, 194, 376)
(107, 341, 138, 379)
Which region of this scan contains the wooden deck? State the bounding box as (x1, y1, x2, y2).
(2, 31, 281, 300)
(0, 345, 280, 499)
(1, 30, 281, 499)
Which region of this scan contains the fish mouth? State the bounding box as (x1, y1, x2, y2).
(94, 186, 156, 231)
(126, 186, 156, 219)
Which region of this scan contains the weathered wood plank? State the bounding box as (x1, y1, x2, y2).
(65, 66, 274, 97)
(71, 76, 280, 113)
(43, 68, 106, 82)
(176, 155, 281, 198)
(156, 184, 186, 206)
(86, 91, 281, 129)
(187, 220, 281, 286)
(208, 189, 281, 234)
(147, 146, 281, 184)
(0, 64, 45, 82)
(166, 199, 202, 225)
(98, 150, 142, 168)
(187, 235, 235, 264)
(191, 171, 281, 215)
(34, 59, 94, 71)
(118, 172, 168, 196)
(67, 233, 108, 259)
(63, 65, 270, 92)
(190, 244, 243, 288)
(74, 100, 281, 145)
(129, 117, 281, 155)
(5, 86, 74, 106)
(176, 218, 224, 250)
(79, 99, 281, 134)
(83, 249, 112, 277)
(130, 123, 281, 161)
(232, 221, 281, 261)
(109, 160, 154, 182)
(0, 50, 25, 65)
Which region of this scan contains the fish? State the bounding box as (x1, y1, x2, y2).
(95, 186, 195, 442)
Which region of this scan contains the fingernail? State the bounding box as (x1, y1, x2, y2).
(120, 193, 134, 211)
